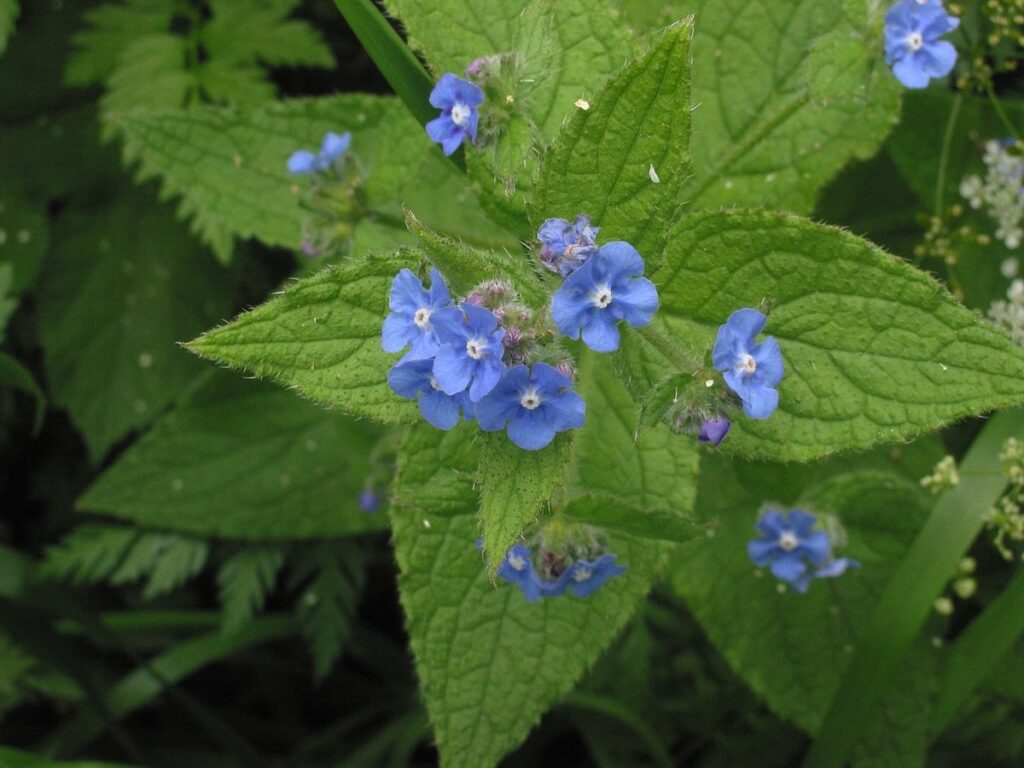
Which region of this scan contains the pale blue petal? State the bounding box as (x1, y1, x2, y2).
(725, 308, 767, 345)
(597, 241, 644, 282)
(741, 384, 779, 419)
(753, 337, 784, 387)
(382, 313, 415, 353)
(612, 277, 659, 327)
(386, 359, 430, 398)
(420, 390, 461, 430)
(287, 150, 318, 174)
(508, 409, 557, 450)
(321, 131, 351, 159)
(468, 358, 504, 402)
(433, 345, 474, 395)
(551, 287, 588, 339)
(747, 538, 778, 566)
(893, 56, 930, 88)
(770, 554, 807, 584)
(581, 313, 621, 352)
(919, 40, 957, 77)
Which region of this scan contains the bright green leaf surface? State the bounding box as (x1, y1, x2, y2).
(0, 0, 18, 55)
(78, 373, 385, 539)
(623, 210, 1024, 461)
(533, 19, 693, 260)
(115, 95, 513, 263)
(187, 252, 422, 424)
(621, 0, 900, 213)
(391, 421, 677, 768)
(38, 191, 236, 462)
(478, 432, 571, 577)
(673, 459, 937, 764)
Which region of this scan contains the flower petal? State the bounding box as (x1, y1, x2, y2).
(753, 337, 784, 387)
(770, 554, 807, 584)
(581, 313, 621, 352)
(420, 390, 461, 430)
(611, 277, 659, 327)
(386, 359, 430, 398)
(725, 308, 767, 345)
(741, 383, 779, 419)
(919, 40, 957, 78)
(287, 150, 318, 174)
(432, 345, 474, 395)
(507, 409, 557, 451)
(747, 538, 779, 566)
(893, 55, 931, 88)
(321, 131, 351, 160)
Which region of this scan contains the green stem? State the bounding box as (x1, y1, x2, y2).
(983, 80, 1021, 142)
(802, 409, 1023, 768)
(934, 92, 963, 220)
(931, 565, 1024, 733)
(635, 323, 703, 374)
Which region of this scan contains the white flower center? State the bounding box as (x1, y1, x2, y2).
(429, 376, 443, 392)
(591, 284, 613, 309)
(413, 307, 432, 329)
(450, 102, 471, 128)
(573, 565, 592, 582)
(737, 353, 757, 375)
(905, 32, 924, 51)
(466, 338, 486, 360)
(778, 532, 799, 552)
(507, 552, 527, 571)
(520, 388, 542, 410)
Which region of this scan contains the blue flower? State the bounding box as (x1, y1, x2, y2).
(496, 545, 544, 602)
(747, 509, 830, 590)
(564, 554, 626, 598)
(476, 363, 585, 450)
(425, 74, 484, 156)
(431, 304, 507, 402)
(538, 215, 600, 276)
(712, 308, 784, 419)
(884, 0, 960, 89)
(287, 131, 352, 174)
(551, 242, 659, 352)
(358, 490, 380, 513)
(387, 358, 474, 429)
(698, 416, 731, 446)
(792, 557, 861, 593)
(381, 268, 453, 361)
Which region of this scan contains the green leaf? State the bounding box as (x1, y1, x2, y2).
(390, 421, 680, 768)
(672, 459, 937, 765)
(669, 0, 901, 213)
(478, 432, 572, 578)
(186, 251, 420, 425)
(0, 262, 16, 336)
(0, 630, 35, 715)
(291, 542, 366, 679)
(77, 372, 386, 540)
(0, 188, 48, 294)
(805, 409, 1024, 768)
(0, 351, 46, 433)
(624, 209, 1024, 461)
(0, 746, 138, 768)
(65, 0, 173, 87)
(114, 95, 514, 263)
(217, 546, 286, 634)
(0, 0, 18, 55)
(37, 189, 236, 462)
(532, 19, 693, 259)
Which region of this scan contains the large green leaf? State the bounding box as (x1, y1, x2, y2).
(623, 209, 1024, 460)
(620, 0, 900, 213)
(390, 421, 683, 768)
(673, 458, 937, 766)
(186, 251, 420, 424)
(77, 373, 385, 539)
(532, 19, 692, 260)
(115, 95, 514, 263)
(38, 190, 236, 462)
(0, 0, 18, 55)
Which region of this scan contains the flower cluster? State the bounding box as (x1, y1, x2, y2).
(982, 437, 1024, 560)
(920, 455, 960, 494)
(544, 218, 659, 353)
(747, 509, 859, 593)
(382, 268, 585, 450)
(960, 139, 1024, 250)
(884, 0, 960, 89)
(712, 309, 784, 420)
(494, 540, 626, 602)
(988, 277, 1024, 347)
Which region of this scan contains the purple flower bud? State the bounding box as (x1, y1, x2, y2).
(466, 57, 488, 78)
(503, 327, 523, 348)
(553, 361, 575, 380)
(359, 490, 381, 513)
(300, 240, 318, 257)
(465, 292, 486, 307)
(698, 417, 731, 446)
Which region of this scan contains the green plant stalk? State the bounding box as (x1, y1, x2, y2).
(803, 409, 1024, 768)
(931, 564, 1024, 733)
(331, 0, 465, 170)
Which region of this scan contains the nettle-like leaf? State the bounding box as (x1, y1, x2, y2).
(77, 373, 386, 540)
(391, 416, 693, 768)
(38, 189, 237, 462)
(115, 95, 514, 263)
(673, 458, 938, 766)
(621, 209, 1024, 461)
(187, 251, 420, 424)
(532, 19, 693, 260)
(652, 0, 901, 213)
(0, 0, 17, 55)
(67, 0, 333, 121)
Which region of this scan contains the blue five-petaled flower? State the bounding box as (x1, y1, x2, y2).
(713, 308, 784, 419)
(562, 554, 626, 598)
(537, 215, 600, 277)
(497, 545, 545, 603)
(287, 131, 352, 174)
(432, 303, 507, 402)
(495, 545, 626, 601)
(426, 74, 484, 156)
(747, 509, 859, 593)
(551, 242, 659, 352)
(884, 0, 960, 89)
(387, 357, 475, 429)
(476, 363, 585, 451)
(381, 268, 453, 362)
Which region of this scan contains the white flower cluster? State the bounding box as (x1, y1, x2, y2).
(959, 140, 1024, 249)
(989, 278, 1024, 346)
